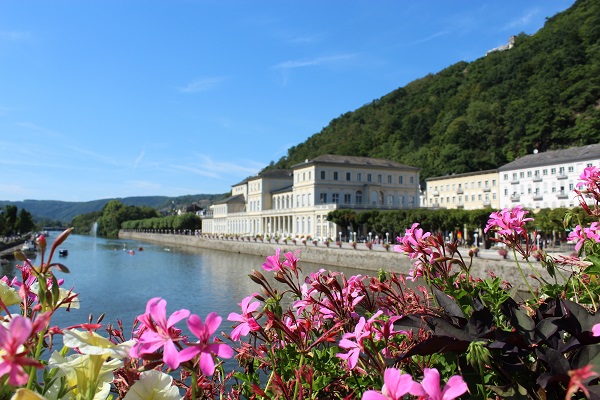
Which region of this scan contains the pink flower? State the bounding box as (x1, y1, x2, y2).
(484, 206, 533, 236)
(394, 223, 432, 260)
(362, 368, 421, 400)
(568, 222, 600, 252)
(576, 166, 600, 190)
(179, 313, 234, 376)
(262, 249, 284, 272)
(0, 314, 49, 386)
(336, 317, 371, 369)
(592, 323, 600, 337)
(282, 249, 301, 272)
(411, 368, 468, 400)
(130, 297, 190, 369)
(228, 293, 261, 340)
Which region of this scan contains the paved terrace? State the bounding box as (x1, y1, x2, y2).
(120, 231, 575, 292)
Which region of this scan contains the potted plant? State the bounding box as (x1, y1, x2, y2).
(470, 246, 479, 257)
(365, 241, 372, 250)
(498, 247, 508, 259)
(383, 243, 390, 251)
(336, 240, 342, 248)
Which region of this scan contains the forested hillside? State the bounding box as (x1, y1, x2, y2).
(270, 0, 600, 179)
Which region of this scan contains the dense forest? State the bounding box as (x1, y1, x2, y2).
(0, 205, 36, 237)
(269, 0, 600, 179)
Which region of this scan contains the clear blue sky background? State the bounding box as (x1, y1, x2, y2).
(0, 1, 575, 202)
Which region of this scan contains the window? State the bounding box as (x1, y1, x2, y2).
(332, 193, 339, 204)
(356, 191, 363, 204)
(399, 176, 404, 184)
(504, 189, 508, 196)
(551, 168, 556, 174)
(320, 171, 325, 180)
(302, 194, 306, 206)
(367, 174, 372, 182)
(320, 193, 327, 204)
(543, 169, 548, 175)
(504, 174, 508, 180)
(568, 166, 574, 173)
(346, 172, 351, 181)
(308, 172, 311, 180)
(378, 174, 382, 183)
(478, 194, 482, 200)
(492, 179, 496, 186)
(344, 194, 351, 204)
(559, 167, 565, 175)
(478, 181, 482, 188)
(387, 195, 393, 205)
(303, 172, 305, 181)
(357, 173, 362, 182)
(519, 172, 525, 178)
(512, 173, 518, 180)
(387, 175, 392, 184)
(333, 172, 338, 181)
(410, 176, 414, 184)
(527, 171, 532, 177)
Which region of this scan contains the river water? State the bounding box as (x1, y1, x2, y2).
(1, 234, 380, 335)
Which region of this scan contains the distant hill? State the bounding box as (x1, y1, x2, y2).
(0, 194, 227, 223)
(270, 0, 600, 179)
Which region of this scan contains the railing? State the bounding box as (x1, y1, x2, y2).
(556, 192, 569, 199)
(456, 188, 464, 194)
(511, 195, 520, 202)
(533, 195, 543, 201)
(557, 174, 568, 180)
(511, 179, 520, 185)
(483, 187, 491, 192)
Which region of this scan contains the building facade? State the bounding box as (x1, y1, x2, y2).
(202, 155, 420, 239)
(425, 170, 500, 210)
(498, 144, 600, 210)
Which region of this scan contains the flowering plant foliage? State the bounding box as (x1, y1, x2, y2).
(3, 167, 600, 399)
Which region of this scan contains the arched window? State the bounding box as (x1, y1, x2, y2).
(356, 190, 363, 205)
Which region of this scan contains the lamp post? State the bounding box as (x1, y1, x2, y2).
(339, 232, 342, 243)
(368, 232, 372, 243)
(386, 232, 389, 244)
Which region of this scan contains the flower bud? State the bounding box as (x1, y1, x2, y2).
(13, 250, 27, 262)
(37, 235, 47, 252)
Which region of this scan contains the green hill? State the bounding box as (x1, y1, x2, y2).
(0, 194, 226, 223)
(270, 0, 600, 179)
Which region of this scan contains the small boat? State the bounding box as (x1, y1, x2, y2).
(138, 247, 144, 251)
(21, 241, 37, 255)
(58, 249, 68, 257)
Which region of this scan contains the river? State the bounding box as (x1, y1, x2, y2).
(1, 234, 381, 335)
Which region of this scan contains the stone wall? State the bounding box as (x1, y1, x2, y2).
(119, 231, 560, 291)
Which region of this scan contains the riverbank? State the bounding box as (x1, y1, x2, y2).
(119, 231, 565, 291)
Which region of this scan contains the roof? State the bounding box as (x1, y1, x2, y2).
(232, 169, 293, 187)
(291, 154, 420, 170)
(271, 184, 293, 194)
(425, 169, 498, 182)
(498, 144, 600, 171)
(213, 194, 245, 205)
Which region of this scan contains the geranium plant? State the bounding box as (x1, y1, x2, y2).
(2, 167, 600, 399)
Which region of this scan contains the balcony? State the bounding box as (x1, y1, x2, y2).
(533, 195, 543, 201)
(483, 187, 491, 192)
(533, 177, 542, 182)
(483, 200, 491, 206)
(431, 190, 439, 196)
(510, 195, 520, 202)
(557, 174, 568, 180)
(456, 188, 464, 194)
(511, 179, 520, 185)
(556, 192, 569, 199)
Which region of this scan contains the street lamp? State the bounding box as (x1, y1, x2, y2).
(339, 232, 342, 243)
(354, 232, 357, 243)
(368, 232, 372, 243)
(386, 232, 389, 244)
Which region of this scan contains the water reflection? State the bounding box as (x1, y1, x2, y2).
(1, 235, 383, 334)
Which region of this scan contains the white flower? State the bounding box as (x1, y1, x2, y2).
(123, 370, 182, 400)
(62, 329, 134, 359)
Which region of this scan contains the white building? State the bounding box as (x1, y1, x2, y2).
(498, 144, 600, 210)
(202, 155, 420, 239)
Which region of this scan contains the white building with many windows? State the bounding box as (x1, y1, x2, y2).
(202, 155, 420, 239)
(498, 144, 600, 210)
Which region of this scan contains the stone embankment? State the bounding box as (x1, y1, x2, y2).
(119, 231, 564, 292)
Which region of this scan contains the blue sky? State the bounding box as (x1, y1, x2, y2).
(0, 1, 575, 202)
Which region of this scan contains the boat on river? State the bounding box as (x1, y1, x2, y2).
(21, 241, 37, 255)
(59, 249, 68, 257)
